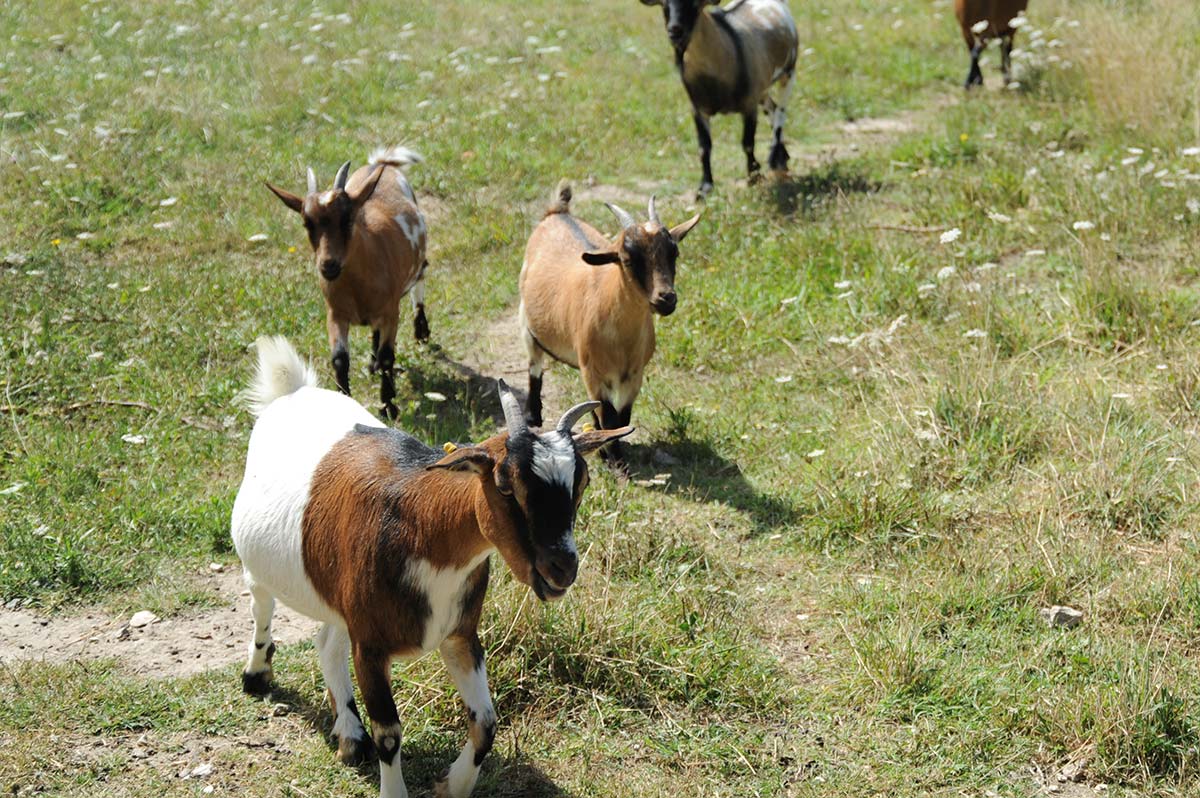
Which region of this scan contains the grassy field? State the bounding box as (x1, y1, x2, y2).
(2, 0, 1200, 795)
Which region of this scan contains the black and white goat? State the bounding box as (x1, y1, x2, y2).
(230, 337, 630, 798)
(641, 0, 799, 196)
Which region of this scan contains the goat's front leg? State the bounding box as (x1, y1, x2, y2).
(965, 42, 984, 89)
(354, 645, 408, 798)
(377, 339, 398, 421)
(741, 110, 761, 180)
(692, 110, 714, 197)
(327, 314, 351, 396)
(435, 633, 497, 798)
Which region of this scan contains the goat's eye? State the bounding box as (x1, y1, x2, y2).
(497, 483, 513, 497)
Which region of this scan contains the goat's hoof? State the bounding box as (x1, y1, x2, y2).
(696, 182, 713, 200)
(768, 147, 789, 173)
(381, 402, 399, 421)
(337, 734, 375, 766)
(414, 315, 430, 343)
(241, 668, 273, 696)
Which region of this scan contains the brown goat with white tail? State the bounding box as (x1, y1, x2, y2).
(519, 182, 701, 470)
(266, 147, 429, 419)
(955, 0, 1030, 88)
(231, 336, 631, 798)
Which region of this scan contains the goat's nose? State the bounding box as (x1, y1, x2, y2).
(540, 549, 579, 590)
(320, 259, 341, 280)
(667, 23, 684, 42)
(654, 291, 677, 315)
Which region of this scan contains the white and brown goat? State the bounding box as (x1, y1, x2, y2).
(266, 147, 429, 419)
(230, 336, 629, 798)
(641, 0, 799, 196)
(519, 183, 700, 469)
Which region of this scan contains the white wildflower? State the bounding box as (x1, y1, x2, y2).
(1025, 249, 1046, 257)
(423, 391, 447, 402)
(76, 232, 94, 240)
(0, 482, 26, 496)
(806, 449, 825, 459)
(1187, 198, 1200, 215)
(121, 433, 147, 444)
(1127, 147, 1144, 155)
(936, 266, 956, 281)
(301, 54, 318, 65)
(836, 291, 854, 300)
(987, 211, 1012, 223)
(1009, 14, 1028, 28)
(247, 233, 268, 242)
(834, 280, 852, 290)
(87, 351, 104, 361)
(1111, 393, 1131, 400)
(152, 221, 174, 230)
(939, 227, 961, 245)
(971, 20, 989, 34)
(963, 328, 987, 338)
(775, 375, 793, 384)
(1072, 220, 1095, 231)
(159, 196, 177, 207)
(1182, 146, 1200, 157)
(917, 283, 937, 296)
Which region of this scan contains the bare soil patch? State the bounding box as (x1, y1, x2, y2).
(0, 569, 319, 679)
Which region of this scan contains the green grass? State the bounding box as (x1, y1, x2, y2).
(3, 0, 1200, 795)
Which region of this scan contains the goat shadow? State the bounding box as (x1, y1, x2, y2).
(623, 433, 799, 537)
(393, 349, 797, 536)
(766, 159, 879, 217)
(265, 683, 573, 797)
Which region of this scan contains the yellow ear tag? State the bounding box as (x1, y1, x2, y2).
(581, 423, 595, 433)
(443, 442, 458, 453)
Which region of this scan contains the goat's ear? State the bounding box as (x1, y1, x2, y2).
(573, 426, 634, 455)
(669, 212, 702, 243)
(265, 182, 304, 214)
(348, 163, 385, 206)
(581, 249, 621, 266)
(427, 446, 495, 475)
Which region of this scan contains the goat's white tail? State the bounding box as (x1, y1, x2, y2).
(238, 336, 318, 417)
(368, 145, 422, 171)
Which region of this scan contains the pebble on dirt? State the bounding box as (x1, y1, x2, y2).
(129, 610, 158, 628)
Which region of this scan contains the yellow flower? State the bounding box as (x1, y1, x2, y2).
(288, 246, 296, 253)
(51, 238, 61, 246)
(960, 133, 969, 143)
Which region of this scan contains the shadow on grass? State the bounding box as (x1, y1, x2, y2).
(265, 684, 572, 797)
(767, 160, 879, 217)
(625, 436, 800, 536)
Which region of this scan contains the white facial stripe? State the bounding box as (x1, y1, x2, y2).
(531, 432, 576, 492)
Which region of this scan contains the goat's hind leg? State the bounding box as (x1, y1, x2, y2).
(412, 260, 430, 342)
(317, 623, 373, 765)
(241, 579, 276, 695)
(519, 302, 546, 428)
(767, 71, 794, 173)
(354, 645, 409, 798)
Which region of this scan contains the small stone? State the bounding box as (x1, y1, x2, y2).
(1039, 605, 1083, 628)
(191, 763, 213, 778)
(208, 562, 224, 573)
(272, 703, 290, 717)
(129, 610, 158, 628)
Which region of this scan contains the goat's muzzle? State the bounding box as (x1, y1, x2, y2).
(320, 259, 342, 281)
(652, 290, 678, 316)
(533, 548, 578, 601)
(667, 24, 686, 48)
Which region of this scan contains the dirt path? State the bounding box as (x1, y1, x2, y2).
(0, 568, 320, 679)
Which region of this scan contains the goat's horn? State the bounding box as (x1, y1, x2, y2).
(557, 400, 601, 434)
(647, 195, 661, 226)
(604, 202, 637, 230)
(497, 379, 527, 436)
(333, 160, 351, 190)
(307, 167, 317, 194)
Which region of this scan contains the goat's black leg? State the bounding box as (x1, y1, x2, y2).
(377, 341, 397, 421)
(693, 110, 714, 197)
(965, 43, 984, 89)
(368, 329, 380, 375)
(331, 346, 350, 396)
(596, 400, 629, 474)
(527, 372, 544, 429)
(353, 645, 407, 797)
(1001, 34, 1014, 84)
(412, 262, 430, 343)
(741, 111, 761, 180)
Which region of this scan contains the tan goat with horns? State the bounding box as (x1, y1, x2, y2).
(518, 182, 701, 469)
